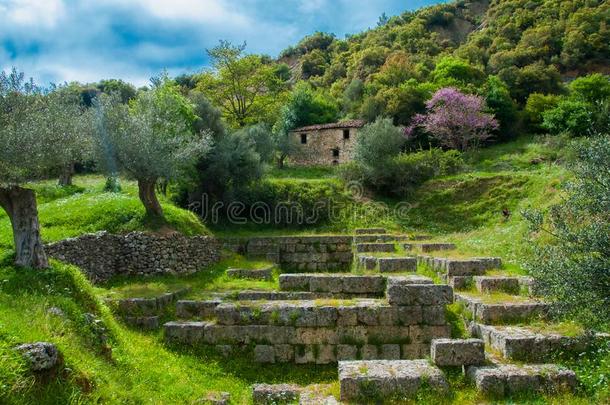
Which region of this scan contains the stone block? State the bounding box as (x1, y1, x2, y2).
(474, 276, 520, 294)
(336, 345, 358, 360)
(226, 267, 273, 281)
(387, 284, 453, 306)
(252, 384, 301, 404)
(123, 316, 159, 330)
(401, 344, 429, 359)
(431, 338, 485, 366)
(418, 243, 456, 253)
(360, 345, 378, 360)
(274, 344, 294, 363)
(386, 275, 434, 286)
(397, 306, 423, 325)
(338, 360, 449, 401)
(176, 300, 221, 319)
(295, 345, 316, 364)
(379, 344, 401, 359)
(448, 276, 472, 290)
(254, 345, 275, 363)
(445, 260, 487, 276)
(316, 344, 336, 364)
(378, 257, 417, 273)
(355, 243, 395, 253)
(467, 364, 577, 397)
(279, 274, 310, 291)
(164, 321, 206, 345)
(357, 255, 377, 270)
(422, 306, 447, 325)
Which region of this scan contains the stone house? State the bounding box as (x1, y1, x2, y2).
(289, 120, 366, 165)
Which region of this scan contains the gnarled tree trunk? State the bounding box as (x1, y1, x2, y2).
(58, 162, 75, 187)
(0, 186, 49, 269)
(137, 178, 163, 218)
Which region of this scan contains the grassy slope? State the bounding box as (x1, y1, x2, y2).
(1, 138, 608, 404)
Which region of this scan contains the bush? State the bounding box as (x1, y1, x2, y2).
(524, 93, 560, 131)
(524, 135, 610, 330)
(225, 179, 351, 227)
(354, 117, 405, 169)
(542, 99, 593, 136)
(341, 148, 463, 198)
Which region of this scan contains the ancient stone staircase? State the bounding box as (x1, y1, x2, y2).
(113, 227, 605, 402)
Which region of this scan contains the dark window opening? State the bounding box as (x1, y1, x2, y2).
(343, 129, 350, 140)
(332, 148, 340, 157)
(300, 133, 307, 144)
(332, 159, 339, 165)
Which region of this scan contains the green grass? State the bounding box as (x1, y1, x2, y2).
(0, 176, 208, 250)
(98, 255, 278, 300)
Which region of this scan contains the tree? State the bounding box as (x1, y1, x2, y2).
(46, 87, 95, 186)
(187, 89, 226, 140)
(272, 83, 338, 168)
(484, 76, 518, 140)
(524, 135, 610, 329)
(94, 78, 210, 219)
(542, 99, 593, 136)
(236, 124, 275, 164)
(406, 88, 498, 151)
(568, 73, 610, 104)
(0, 69, 74, 268)
(96, 79, 137, 104)
(197, 41, 288, 127)
(525, 93, 560, 131)
(354, 117, 405, 170)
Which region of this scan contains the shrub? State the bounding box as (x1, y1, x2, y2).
(524, 134, 610, 330)
(341, 148, 463, 198)
(524, 93, 560, 131)
(542, 99, 593, 136)
(354, 117, 405, 169)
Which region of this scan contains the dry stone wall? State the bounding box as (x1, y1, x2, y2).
(46, 231, 221, 283)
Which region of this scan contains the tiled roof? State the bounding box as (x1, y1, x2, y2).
(291, 119, 366, 132)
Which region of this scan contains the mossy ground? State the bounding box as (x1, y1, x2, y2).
(1, 137, 608, 404)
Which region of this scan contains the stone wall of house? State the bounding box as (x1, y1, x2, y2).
(289, 128, 359, 165)
(222, 235, 354, 272)
(46, 231, 221, 284)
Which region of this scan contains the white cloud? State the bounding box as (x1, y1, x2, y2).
(108, 0, 250, 26)
(298, 0, 326, 13)
(1, 0, 66, 28)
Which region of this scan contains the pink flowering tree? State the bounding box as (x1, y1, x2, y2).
(405, 87, 498, 151)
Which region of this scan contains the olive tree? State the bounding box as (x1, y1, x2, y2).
(0, 69, 87, 268)
(94, 79, 210, 219)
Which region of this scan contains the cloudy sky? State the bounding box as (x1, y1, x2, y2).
(1, 0, 446, 87)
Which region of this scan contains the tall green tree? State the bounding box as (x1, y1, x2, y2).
(198, 41, 289, 127)
(0, 69, 90, 268)
(94, 78, 210, 219)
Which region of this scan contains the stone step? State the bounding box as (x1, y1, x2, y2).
(356, 255, 417, 273)
(467, 363, 577, 398)
(164, 321, 450, 361)
(213, 299, 448, 327)
(226, 267, 273, 281)
(353, 234, 410, 243)
(112, 288, 191, 316)
(404, 242, 456, 253)
(252, 384, 300, 404)
(176, 299, 222, 320)
(473, 276, 522, 294)
(418, 256, 502, 276)
(355, 242, 395, 253)
(123, 316, 159, 330)
(338, 360, 449, 402)
(235, 290, 358, 301)
(455, 293, 549, 324)
(471, 323, 610, 362)
(430, 338, 485, 367)
(355, 228, 386, 234)
(279, 273, 386, 295)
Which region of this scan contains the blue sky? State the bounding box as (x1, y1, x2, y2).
(0, 0, 447, 87)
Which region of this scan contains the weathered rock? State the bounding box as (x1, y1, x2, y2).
(279, 274, 385, 295)
(454, 294, 549, 324)
(431, 338, 485, 366)
(254, 345, 276, 363)
(355, 243, 395, 253)
(123, 316, 159, 330)
(197, 391, 230, 405)
(176, 300, 222, 319)
(357, 255, 377, 271)
(473, 276, 520, 294)
(45, 231, 220, 284)
(387, 284, 453, 306)
(15, 342, 62, 371)
(164, 321, 206, 345)
(378, 257, 417, 273)
(338, 360, 449, 401)
(252, 384, 301, 404)
(226, 267, 273, 281)
(467, 364, 577, 397)
(386, 275, 434, 286)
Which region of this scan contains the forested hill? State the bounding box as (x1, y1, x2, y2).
(279, 0, 609, 123)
